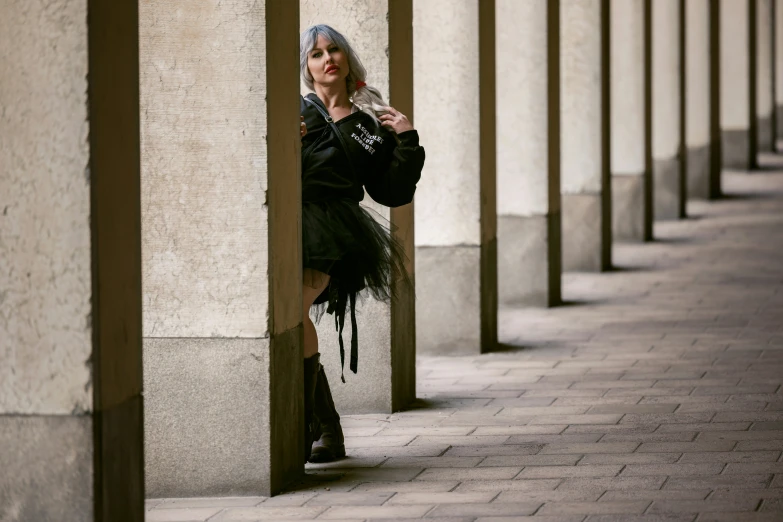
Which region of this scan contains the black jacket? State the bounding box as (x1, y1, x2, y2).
(300, 93, 425, 207)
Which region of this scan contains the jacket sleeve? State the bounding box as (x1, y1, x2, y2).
(364, 130, 426, 208)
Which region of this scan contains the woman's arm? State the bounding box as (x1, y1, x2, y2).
(364, 129, 425, 208)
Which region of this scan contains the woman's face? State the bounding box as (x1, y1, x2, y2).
(308, 34, 349, 88)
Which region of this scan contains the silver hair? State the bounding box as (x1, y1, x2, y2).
(300, 24, 389, 121)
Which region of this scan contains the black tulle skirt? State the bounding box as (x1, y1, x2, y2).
(303, 198, 410, 381)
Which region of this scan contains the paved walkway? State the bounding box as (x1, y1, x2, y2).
(147, 157, 783, 521)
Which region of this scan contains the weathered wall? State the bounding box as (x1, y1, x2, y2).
(561, 0, 604, 196)
(141, 0, 302, 496)
(0, 0, 93, 518)
(561, 0, 611, 271)
(611, 0, 651, 241)
(686, 0, 713, 199)
(757, 0, 775, 151)
(0, 0, 92, 417)
(611, 0, 646, 177)
(414, 0, 497, 354)
(2, 0, 145, 519)
(652, 0, 683, 220)
(687, 0, 711, 150)
(776, 0, 783, 136)
(496, 0, 560, 303)
(720, 0, 753, 168)
(141, 4, 270, 339)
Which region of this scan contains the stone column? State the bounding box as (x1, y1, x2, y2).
(299, 1, 416, 414)
(776, 0, 783, 138)
(561, 0, 612, 272)
(686, 0, 717, 199)
(652, 0, 686, 220)
(758, 0, 776, 151)
(414, 0, 498, 355)
(1, 1, 144, 520)
(721, 0, 758, 169)
(611, 0, 652, 241)
(140, 0, 303, 497)
(496, 0, 561, 303)
(710, 0, 724, 197)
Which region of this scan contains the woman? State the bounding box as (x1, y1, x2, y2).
(299, 24, 425, 463)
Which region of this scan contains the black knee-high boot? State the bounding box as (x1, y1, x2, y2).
(303, 353, 321, 463)
(309, 364, 346, 463)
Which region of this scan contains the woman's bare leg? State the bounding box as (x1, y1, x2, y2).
(303, 269, 330, 359)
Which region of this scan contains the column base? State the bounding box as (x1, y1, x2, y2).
(416, 245, 481, 355)
(777, 105, 783, 139)
(722, 129, 750, 169)
(498, 214, 561, 307)
(653, 155, 683, 221)
(144, 337, 293, 497)
(562, 193, 607, 272)
(758, 114, 774, 152)
(0, 415, 93, 521)
(686, 144, 711, 200)
(612, 174, 647, 242)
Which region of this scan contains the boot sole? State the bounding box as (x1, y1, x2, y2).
(308, 446, 346, 463)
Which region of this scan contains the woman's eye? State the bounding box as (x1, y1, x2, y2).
(312, 52, 322, 58)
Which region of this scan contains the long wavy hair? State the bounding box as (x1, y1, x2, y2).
(300, 24, 389, 121)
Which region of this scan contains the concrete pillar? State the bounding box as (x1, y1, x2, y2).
(299, 1, 416, 413)
(758, 0, 776, 151)
(652, 0, 686, 220)
(496, 0, 561, 303)
(776, 0, 783, 138)
(710, 0, 725, 197)
(414, 0, 498, 355)
(721, 0, 758, 169)
(561, 0, 612, 272)
(611, 0, 652, 241)
(1, 1, 144, 520)
(140, 0, 303, 497)
(686, 0, 718, 199)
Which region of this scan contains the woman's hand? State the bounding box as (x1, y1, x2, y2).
(301, 116, 307, 138)
(379, 107, 414, 134)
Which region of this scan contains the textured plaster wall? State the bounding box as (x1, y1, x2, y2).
(143, 338, 270, 497)
(686, 0, 711, 148)
(301, 1, 390, 106)
(652, 0, 681, 160)
(140, 1, 269, 339)
(777, 0, 783, 106)
(561, 0, 603, 194)
(721, 0, 750, 129)
(611, 0, 646, 175)
(496, 0, 548, 216)
(757, 0, 774, 118)
(414, 0, 480, 246)
(0, 0, 92, 414)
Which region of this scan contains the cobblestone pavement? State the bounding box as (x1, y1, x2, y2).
(147, 159, 783, 520)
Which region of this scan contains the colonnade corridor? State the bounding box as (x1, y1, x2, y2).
(7, 0, 783, 519)
(143, 158, 783, 520)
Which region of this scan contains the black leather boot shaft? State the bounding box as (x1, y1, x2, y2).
(303, 353, 321, 464)
(309, 364, 346, 463)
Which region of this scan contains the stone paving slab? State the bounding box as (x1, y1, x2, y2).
(147, 167, 783, 520)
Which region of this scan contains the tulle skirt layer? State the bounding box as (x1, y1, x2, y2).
(302, 198, 411, 378)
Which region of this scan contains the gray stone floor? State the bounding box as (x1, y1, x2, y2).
(147, 157, 783, 521)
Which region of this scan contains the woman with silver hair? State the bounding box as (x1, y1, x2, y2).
(299, 24, 425, 463)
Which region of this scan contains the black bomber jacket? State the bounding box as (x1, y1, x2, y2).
(300, 93, 426, 207)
